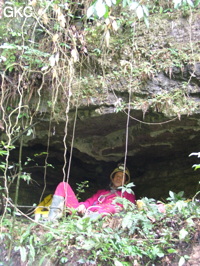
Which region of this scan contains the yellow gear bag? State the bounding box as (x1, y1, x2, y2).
(34, 194, 53, 221)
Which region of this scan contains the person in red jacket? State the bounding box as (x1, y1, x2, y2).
(48, 164, 136, 221)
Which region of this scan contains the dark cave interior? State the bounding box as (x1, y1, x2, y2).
(4, 142, 200, 214)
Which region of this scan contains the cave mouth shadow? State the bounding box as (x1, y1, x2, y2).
(5, 146, 199, 208)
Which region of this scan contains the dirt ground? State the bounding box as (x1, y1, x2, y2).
(186, 245, 200, 266)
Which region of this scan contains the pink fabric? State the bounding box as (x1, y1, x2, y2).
(80, 189, 136, 214)
(54, 182, 79, 208)
(54, 182, 136, 215)
(157, 203, 166, 213)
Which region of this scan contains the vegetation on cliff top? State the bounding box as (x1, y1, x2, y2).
(0, 0, 200, 117)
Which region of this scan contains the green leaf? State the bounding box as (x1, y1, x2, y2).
(167, 248, 177, 254)
(29, 243, 35, 261)
(179, 228, 188, 240)
(186, 0, 194, 6)
(105, 0, 112, 7)
(104, 5, 110, 18)
(194, 0, 200, 6)
(144, 16, 149, 28)
(87, 5, 95, 18)
(114, 259, 123, 266)
(126, 182, 135, 188)
(136, 5, 144, 19)
(82, 240, 96, 250)
(159, 6, 163, 13)
(189, 152, 200, 157)
(178, 256, 186, 266)
(122, 211, 132, 229)
(60, 257, 68, 263)
(186, 217, 194, 226)
(179, 191, 184, 198)
(20, 246, 27, 262)
(96, 1, 107, 18)
(129, 1, 139, 10)
(34, 152, 48, 157)
(0, 163, 6, 169)
(24, 48, 49, 57)
(142, 5, 149, 16)
(0, 150, 7, 156)
(152, 246, 164, 258)
(169, 191, 174, 199)
(174, 0, 183, 8)
(193, 164, 200, 170)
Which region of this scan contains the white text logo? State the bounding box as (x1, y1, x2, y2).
(3, 5, 33, 18)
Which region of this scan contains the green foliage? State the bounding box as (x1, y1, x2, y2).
(189, 152, 200, 170)
(0, 142, 15, 172)
(0, 0, 199, 119)
(0, 43, 50, 71)
(173, 0, 194, 9)
(117, 181, 135, 195)
(87, 0, 150, 27)
(0, 150, 8, 157)
(86, 0, 199, 28)
(1, 189, 199, 265)
(194, 0, 200, 6)
(76, 180, 89, 200)
(167, 191, 186, 202)
(131, 88, 198, 119)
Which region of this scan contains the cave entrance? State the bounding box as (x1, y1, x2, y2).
(3, 141, 199, 212)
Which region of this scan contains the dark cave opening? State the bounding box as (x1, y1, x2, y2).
(3, 142, 200, 213)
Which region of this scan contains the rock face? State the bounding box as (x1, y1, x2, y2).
(5, 68, 200, 206)
(1, 8, 200, 207)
